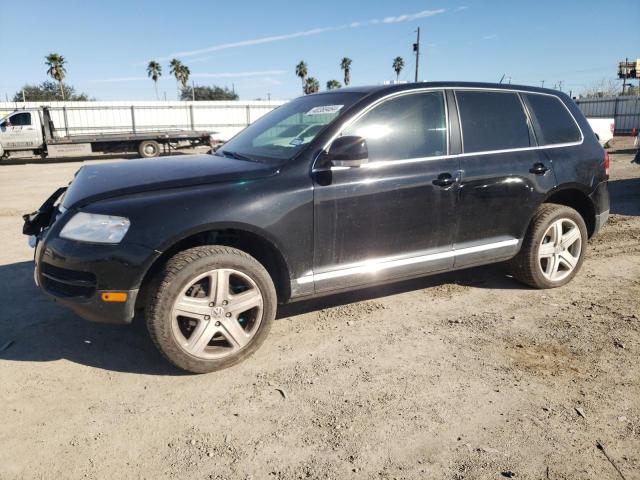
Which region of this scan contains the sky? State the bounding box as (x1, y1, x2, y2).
(1, 0, 638, 101)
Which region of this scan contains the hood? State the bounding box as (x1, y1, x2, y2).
(62, 154, 279, 208)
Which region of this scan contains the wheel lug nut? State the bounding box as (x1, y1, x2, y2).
(222, 300, 228, 306)
(204, 315, 210, 320)
(226, 313, 231, 317)
(215, 321, 221, 326)
(209, 302, 214, 307)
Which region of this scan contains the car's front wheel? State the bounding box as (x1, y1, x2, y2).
(146, 246, 276, 373)
(509, 203, 587, 289)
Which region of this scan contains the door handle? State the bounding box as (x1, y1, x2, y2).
(432, 173, 456, 187)
(529, 163, 549, 175)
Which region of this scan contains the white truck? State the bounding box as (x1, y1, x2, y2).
(586, 117, 615, 147)
(0, 106, 214, 160)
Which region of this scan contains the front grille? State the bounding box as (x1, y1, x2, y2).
(40, 262, 97, 298)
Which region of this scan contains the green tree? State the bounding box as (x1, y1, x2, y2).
(45, 53, 67, 100)
(340, 57, 352, 86)
(180, 85, 239, 101)
(392, 56, 405, 82)
(13, 81, 91, 102)
(147, 60, 162, 100)
(326, 79, 341, 90)
(304, 77, 320, 95)
(295, 61, 308, 93)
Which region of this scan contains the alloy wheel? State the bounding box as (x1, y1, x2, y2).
(538, 218, 582, 282)
(171, 268, 264, 359)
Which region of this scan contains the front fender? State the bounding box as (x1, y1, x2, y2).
(79, 177, 314, 281)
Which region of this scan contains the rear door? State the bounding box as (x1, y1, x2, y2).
(311, 90, 459, 293)
(453, 89, 556, 267)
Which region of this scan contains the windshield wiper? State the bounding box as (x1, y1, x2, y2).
(218, 150, 260, 163)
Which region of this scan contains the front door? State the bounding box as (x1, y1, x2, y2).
(0, 111, 41, 151)
(311, 90, 459, 293)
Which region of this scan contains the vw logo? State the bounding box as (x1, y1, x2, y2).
(211, 306, 225, 319)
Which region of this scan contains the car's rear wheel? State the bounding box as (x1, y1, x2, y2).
(509, 203, 587, 289)
(146, 246, 276, 373)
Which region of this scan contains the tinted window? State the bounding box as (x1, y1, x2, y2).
(10, 112, 31, 126)
(456, 91, 531, 153)
(344, 91, 447, 161)
(524, 93, 581, 145)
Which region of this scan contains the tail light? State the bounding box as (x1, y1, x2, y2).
(604, 151, 610, 178)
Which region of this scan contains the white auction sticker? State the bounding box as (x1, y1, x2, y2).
(305, 105, 344, 115)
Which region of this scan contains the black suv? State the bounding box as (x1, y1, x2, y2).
(24, 82, 609, 373)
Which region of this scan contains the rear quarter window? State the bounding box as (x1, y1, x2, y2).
(456, 91, 532, 153)
(523, 93, 581, 145)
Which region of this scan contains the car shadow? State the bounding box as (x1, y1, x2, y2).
(0, 260, 524, 375)
(0, 261, 184, 375)
(608, 177, 640, 216)
(277, 264, 524, 319)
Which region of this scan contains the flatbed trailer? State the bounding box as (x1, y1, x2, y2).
(0, 105, 213, 160)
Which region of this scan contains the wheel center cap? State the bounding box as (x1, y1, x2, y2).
(211, 306, 225, 319)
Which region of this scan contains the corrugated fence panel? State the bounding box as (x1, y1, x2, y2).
(575, 96, 640, 134)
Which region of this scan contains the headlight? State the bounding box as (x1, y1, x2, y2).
(59, 212, 130, 244)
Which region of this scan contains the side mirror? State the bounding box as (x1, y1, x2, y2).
(327, 135, 368, 168)
(0, 121, 7, 128)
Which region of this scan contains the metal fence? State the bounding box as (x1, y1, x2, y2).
(575, 96, 640, 135)
(0, 100, 286, 141)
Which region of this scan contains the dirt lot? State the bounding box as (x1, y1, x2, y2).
(1, 143, 639, 480)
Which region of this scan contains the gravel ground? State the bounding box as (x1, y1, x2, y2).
(0, 142, 638, 480)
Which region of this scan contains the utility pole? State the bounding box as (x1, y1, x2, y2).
(191, 80, 196, 101)
(558, 80, 563, 91)
(541, 80, 545, 88)
(22, 89, 26, 102)
(413, 27, 420, 82)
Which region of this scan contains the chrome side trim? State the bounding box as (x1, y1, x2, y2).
(295, 238, 518, 285)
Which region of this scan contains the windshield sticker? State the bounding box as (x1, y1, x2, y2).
(289, 138, 304, 146)
(305, 105, 343, 116)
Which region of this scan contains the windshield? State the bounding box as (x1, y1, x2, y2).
(216, 92, 366, 163)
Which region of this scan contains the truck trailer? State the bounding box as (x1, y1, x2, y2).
(0, 105, 216, 160)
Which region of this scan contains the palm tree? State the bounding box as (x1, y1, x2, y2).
(147, 60, 162, 100)
(169, 58, 183, 96)
(180, 65, 191, 89)
(45, 53, 67, 100)
(340, 57, 352, 86)
(295, 61, 308, 93)
(326, 79, 341, 90)
(392, 56, 405, 82)
(304, 77, 320, 95)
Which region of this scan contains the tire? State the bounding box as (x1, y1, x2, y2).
(138, 140, 160, 158)
(146, 246, 277, 373)
(509, 203, 587, 289)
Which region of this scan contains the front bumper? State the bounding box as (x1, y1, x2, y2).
(34, 234, 160, 324)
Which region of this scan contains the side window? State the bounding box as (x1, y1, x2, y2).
(456, 91, 531, 153)
(343, 91, 447, 161)
(524, 93, 581, 145)
(10, 112, 31, 126)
